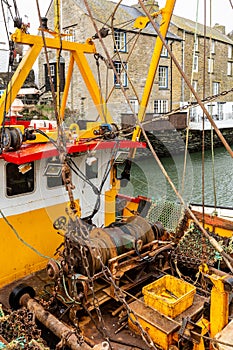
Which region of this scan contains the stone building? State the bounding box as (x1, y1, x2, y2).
(170, 15, 233, 122)
(38, 0, 233, 126)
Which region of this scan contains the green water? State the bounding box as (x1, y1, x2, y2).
(120, 147, 233, 208)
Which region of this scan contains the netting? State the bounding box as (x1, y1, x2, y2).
(146, 200, 185, 232)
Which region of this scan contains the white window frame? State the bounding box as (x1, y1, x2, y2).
(212, 82, 220, 95)
(50, 65, 55, 76)
(129, 99, 139, 113)
(193, 55, 198, 72)
(154, 100, 168, 114)
(161, 44, 168, 57)
(208, 58, 214, 73)
(228, 45, 232, 59)
(114, 30, 127, 52)
(194, 37, 199, 52)
(64, 28, 76, 42)
(210, 40, 215, 54)
(114, 61, 128, 87)
(158, 66, 168, 89)
(227, 62, 232, 76)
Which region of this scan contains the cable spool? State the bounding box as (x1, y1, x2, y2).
(0, 128, 11, 151)
(65, 216, 163, 276)
(10, 128, 23, 151)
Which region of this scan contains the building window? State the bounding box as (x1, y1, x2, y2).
(210, 40, 215, 54)
(194, 37, 199, 52)
(86, 158, 98, 179)
(154, 100, 168, 114)
(192, 80, 198, 91)
(114, 61, 128, 87)
(129, 99, 139, 113)
(227, 62, 232, 76)
(228, 45, 232, 59)
(6, 162, 34, 196)
(212, 82, 220, 95)
(114, 30, 127, 52)
(158, 66, 168, 89)
(50, 65, 55, 76)
(193, 55, 198, 72)
(64, 28, 76, 42)
(217, 103, 224, 120)
(161, 43, 168, 57)
(208, 58, 214, 73)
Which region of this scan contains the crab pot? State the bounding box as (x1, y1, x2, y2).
(142, 275, 196, 318)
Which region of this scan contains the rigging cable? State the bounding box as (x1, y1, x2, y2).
(209, 0, 218, 212)
(137, 0, 233, 159)
(181, 0, 199, 196)
(137, 0, 233, 273)
(0, 0, 15, 152)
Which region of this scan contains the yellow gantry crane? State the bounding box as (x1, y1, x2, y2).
(0, 0, 113, 127)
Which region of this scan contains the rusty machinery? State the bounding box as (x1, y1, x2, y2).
(47, 215, 168, 309)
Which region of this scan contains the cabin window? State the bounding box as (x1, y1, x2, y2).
(44, 157, 64, 188)
(158, 66, 168, 89)
(6, 162, 34, 196)
(114, 61, 128, 87)
(86, 157, 98, 179)
(114, 30, 127, 52)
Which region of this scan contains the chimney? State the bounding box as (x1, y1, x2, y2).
(137, 0, 159, 12)
(213, 23, 226, 34)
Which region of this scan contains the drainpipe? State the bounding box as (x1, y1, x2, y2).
(181, 30, 185, 103)
(170, 40, 174, 111)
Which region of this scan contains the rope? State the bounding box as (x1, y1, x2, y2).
(0, 209, 51, 260)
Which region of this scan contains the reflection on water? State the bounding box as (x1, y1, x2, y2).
(120, 147, 233, 207)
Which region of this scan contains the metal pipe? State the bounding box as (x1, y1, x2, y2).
(19, 294, 92, 350)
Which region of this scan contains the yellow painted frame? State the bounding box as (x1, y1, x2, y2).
(0, 29, 113, 124)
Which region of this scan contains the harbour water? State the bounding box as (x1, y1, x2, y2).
(120, 146, 233, 208)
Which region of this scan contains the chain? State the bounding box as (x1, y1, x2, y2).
(96, 255, 159, 350)
(79, 244, 112, 347)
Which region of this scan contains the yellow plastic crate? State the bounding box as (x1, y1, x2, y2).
(142, 275, 196, 318)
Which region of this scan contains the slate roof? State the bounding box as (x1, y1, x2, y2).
(171, 14, 233, 44)
(73, 0, 181, 41)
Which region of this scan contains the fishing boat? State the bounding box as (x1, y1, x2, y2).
(0, 0, 233, 349)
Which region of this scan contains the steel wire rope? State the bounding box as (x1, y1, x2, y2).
(181, 0, 199, 197)
(0, 0, 15, 152)
(136, 0, 233, 273)
(138, 0, 233, 158)
(208, 0, 218, 213)
(0, 209, 51, 260)
(110, 0, 141, 104)
(83, 0, 139, 124)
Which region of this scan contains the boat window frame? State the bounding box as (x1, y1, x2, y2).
(5, 161, 35, 197)
(44, 157, 64, 189)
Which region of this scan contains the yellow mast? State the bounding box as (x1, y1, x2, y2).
(55, 0, 61, 123)
(132, 0, 176, 143)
